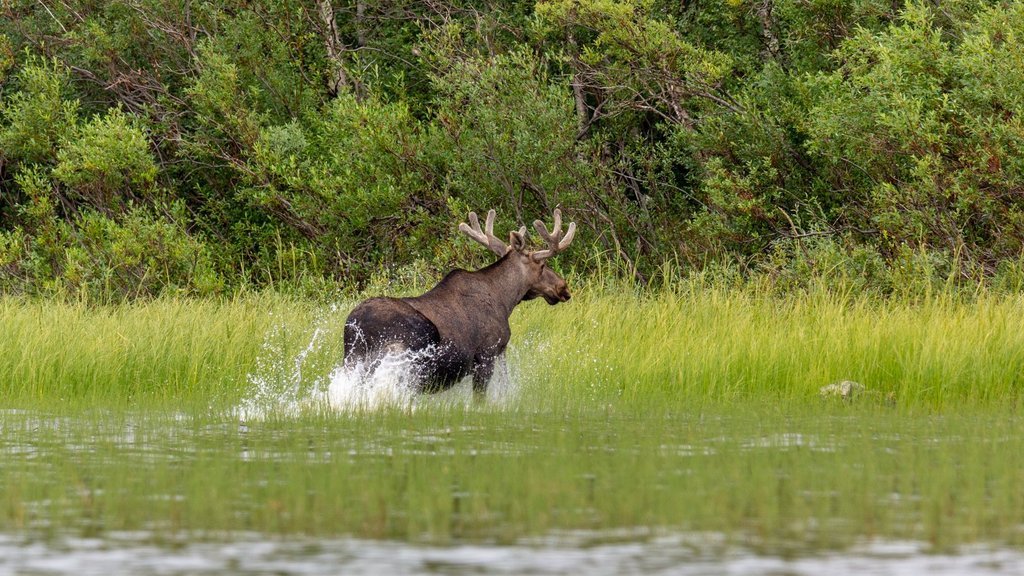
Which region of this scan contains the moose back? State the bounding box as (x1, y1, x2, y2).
(343, 209, 576, 396)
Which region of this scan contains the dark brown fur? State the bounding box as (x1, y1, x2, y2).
(343, 246, 571, 395)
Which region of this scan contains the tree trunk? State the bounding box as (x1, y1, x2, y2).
(317, 0, 351, 98)
(567, 28, 590, 138)
(355, 1, 367, 48)
(757, 0, 782, 63)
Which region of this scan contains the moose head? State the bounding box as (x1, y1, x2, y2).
(459, 208, 576, 305)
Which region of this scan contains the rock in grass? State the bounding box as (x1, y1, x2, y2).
(819, 380, 866, 400)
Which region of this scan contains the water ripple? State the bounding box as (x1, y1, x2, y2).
(1, 532, 1021, 576)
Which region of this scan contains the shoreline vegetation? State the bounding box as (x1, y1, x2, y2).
(2, 288, 1023, 550)
(3, 281, 1021, 413)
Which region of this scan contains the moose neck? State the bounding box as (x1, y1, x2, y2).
(474, 253, 535, 319)
(407, 252, 537, 331)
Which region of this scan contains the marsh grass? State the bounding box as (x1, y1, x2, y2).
(510, 284, 1024, 411)
(2, 284, 1023, 411)
(0, 295, 344, 411)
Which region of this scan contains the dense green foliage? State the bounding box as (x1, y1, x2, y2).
(3, 0, 1024, 299)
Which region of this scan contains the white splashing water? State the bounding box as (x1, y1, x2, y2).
(326, 346, 521, 412)
(322, 347, 428, 411)
(238, 314, 521, 420)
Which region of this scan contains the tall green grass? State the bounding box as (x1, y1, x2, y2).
(2, 285, 1022, 411)
(0, 295, 343, 411)
(511, 285, 1024, 411)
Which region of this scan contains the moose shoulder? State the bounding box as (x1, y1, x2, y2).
(343, 209, 576, 396)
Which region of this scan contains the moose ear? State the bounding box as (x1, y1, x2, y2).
(508, 227, 528, 252)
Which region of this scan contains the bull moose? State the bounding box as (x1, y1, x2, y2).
(343, 209, 576, 396)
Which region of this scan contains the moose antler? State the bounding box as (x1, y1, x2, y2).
(459, 209, 526, 257)
(531, 208, 576, 261)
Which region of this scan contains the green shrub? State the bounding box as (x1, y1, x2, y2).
(61, 205, 222, 299)
(0, 34, 12, 83)
(431, 47, 584, 221)
(804, 3, 1024, 275)
(0, 56, 79, 166)
(52, 107, 158, 211)
(2, 0, 1024, 297)
(0, 171, 222, 300)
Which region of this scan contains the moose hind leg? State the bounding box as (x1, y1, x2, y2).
(471, 356, 497, 401)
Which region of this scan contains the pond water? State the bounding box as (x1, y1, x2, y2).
(3, 532, 1024, 575)
(3, 402, 1024, 575)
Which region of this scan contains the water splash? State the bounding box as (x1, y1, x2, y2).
(238, 320, 322, 419)
(239, 313, 521, 420)
(322, 347, 428, 411)
(325, 344, 521, 411)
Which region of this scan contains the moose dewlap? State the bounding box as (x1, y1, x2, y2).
(343, 209, 576, 395)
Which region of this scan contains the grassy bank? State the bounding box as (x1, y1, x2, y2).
(2, 286, 1022, 412)
(0, 295, 327, 411)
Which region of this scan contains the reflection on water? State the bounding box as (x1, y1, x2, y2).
(2, 532, 1022, 576)
(5, 404, 1024, 574)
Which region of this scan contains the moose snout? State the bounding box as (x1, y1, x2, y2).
(554, 276, 573, 302)
(544, 283, 571, 305)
